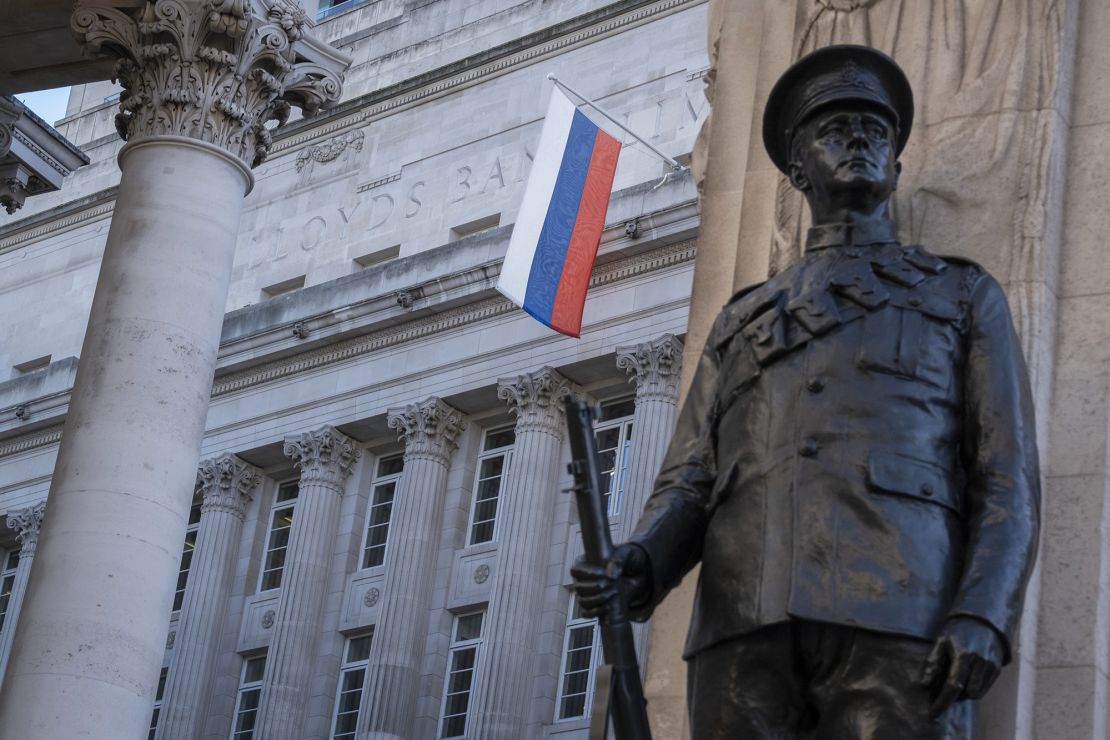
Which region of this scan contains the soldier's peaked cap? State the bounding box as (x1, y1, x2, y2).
(762, 45, 914, 174)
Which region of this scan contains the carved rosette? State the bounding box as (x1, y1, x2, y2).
(616, 334, 684, 403)
(387, 397, 467, 466)
(196, 453, 263, 519)
(71, 0, 347, 168)
(497, 367, 577, 437)
(7, 501, 47, 557)
(284, 426, 361, 488)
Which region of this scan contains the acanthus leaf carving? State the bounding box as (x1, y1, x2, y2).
(71, 0, 348, 168)
(497, 367, 577, 436)
(283, 425, 360, 487)
(7, 500, 47, 556)
(387, 397, 467, 465)
(616, 334, 684, 403)
(197, 453, 263, 519)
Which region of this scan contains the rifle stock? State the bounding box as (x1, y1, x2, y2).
(564, 397, 652, 740)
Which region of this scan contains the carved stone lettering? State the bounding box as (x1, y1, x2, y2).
(301, 216, 326, 251)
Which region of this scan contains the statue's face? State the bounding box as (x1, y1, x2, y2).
(788, 103, 900, 210)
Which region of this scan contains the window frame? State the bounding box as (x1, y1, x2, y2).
(172, 501, 203, 612)
(554, 596, 602, 722)
(258, 479, 300, 592)
(593, 399, 635, 517)
(329, 630, 375, 740)
(230, 654, 267, 740)
(359, 454, 405, 570)
(148, 666, 168, 740)
(0, 548, 19, 636)
(437, 610, 485, 739)
(465, 427, 515, 546)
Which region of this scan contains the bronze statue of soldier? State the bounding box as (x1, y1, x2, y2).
(572, 45, 1040, 739)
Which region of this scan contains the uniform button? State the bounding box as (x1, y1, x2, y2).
(806, 377, 826, 393)
(921, 483, 934, 497)
(907, 295, 922, 307)
(799, 438, 819, 457)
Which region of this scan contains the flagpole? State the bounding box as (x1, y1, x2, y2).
(547, 74, 688, 173)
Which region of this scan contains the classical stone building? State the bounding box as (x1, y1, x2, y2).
(0, 1, 704, 738)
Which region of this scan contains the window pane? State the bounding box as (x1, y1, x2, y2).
(377, 454, 404, 477)
(483, 427, 515, 450)
(599, 398, 635, 421)
(348, 634, 373, 662)
(244, 656, 267, 683)
(456, 614, 483, 641)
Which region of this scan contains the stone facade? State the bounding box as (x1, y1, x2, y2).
(0, 1, 705, 737)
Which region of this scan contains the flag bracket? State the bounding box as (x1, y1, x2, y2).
(547, 74, 689, 175)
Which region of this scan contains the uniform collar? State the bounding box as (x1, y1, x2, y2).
(805, 219, 899, 252)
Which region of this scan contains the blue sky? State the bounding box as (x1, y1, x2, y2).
(14, 87, 71, 127)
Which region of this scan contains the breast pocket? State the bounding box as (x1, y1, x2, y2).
(857, 293, 963, 390)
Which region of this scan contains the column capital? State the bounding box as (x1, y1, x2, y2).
(387, 397, 467, 465)
(71, 0, 350, 169)
(6, 501, 46, 557)
(616, 334, 684, 403)
(497, 367, 577, 436)
(197, 453, 263, 519)
(284, 426, 360, 487)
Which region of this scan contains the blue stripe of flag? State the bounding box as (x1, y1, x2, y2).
(522, 110, 599, 324)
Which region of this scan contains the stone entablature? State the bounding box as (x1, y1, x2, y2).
(0, 96, 88, 214)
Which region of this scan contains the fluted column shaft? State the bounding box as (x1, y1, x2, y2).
(255, 427, 360, 740)
(0, 502, 45, 690)
(470, 367, 577, 737)
(0, 6, 346, 739)
(157, 455, 261, 740)
(363, 398, 467, 739)
(615, 335, 684, 665)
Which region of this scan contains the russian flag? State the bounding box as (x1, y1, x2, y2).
(497, 87, 621, 337)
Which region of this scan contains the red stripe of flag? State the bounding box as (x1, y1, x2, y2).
(549, 129, 621, 337)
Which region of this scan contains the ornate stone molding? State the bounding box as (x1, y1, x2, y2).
(283, 426, 360, 487)
(616, 333, 684, 403)
(387, 397, 467, 465)
(7, 501, 46, 556)
(197, 453, 263, 519)
(497, 367, 577, 437)
(295, 129, 363, 172)
(71, 0, 348, 168)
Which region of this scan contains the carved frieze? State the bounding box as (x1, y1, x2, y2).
(295, 129, 364, 173)
(71, 0, 347, 168)
(387, 397, 467, 465)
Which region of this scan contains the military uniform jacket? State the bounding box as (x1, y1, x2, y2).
(628, 221, 1040, 661)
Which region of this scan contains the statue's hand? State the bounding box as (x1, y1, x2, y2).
(921, 616, 1005, 717)
(570, 542, 651, 619)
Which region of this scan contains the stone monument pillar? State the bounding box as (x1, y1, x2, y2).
(469, 367, 577, 737)
(0, 3, 346, 738)
(0, 501, 45, 689)
(255, 426, 360, 740)
(361, 397, 467, 739)
(156, 454, 262, 740)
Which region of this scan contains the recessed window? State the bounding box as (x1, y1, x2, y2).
(172, 502, 203, 612)
(259, 480, 299, 592)
(148, 667, 168, 740)
(316, 0, 367, 20)
(361, 454, 404, 569)
(467, 427, 515, 545)
(353, 245, 400, 271)
(331, 631, 374, 740)
(594, 399, 635, 516)
(11, 355, 51, 378)
(438, 611, 485, 739)
(261, 276, 305, 300)
(0, 549, 19, 635)
(448, 213, 500, 243)
(231, 654, 267, 740)
(555, 596, 601, 721)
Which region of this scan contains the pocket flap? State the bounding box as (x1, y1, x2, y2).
(867, 450, 960, 514)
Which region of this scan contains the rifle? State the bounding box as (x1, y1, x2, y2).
(564, 397, 653, 740)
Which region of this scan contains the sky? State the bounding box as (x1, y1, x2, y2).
(14, 87, 71, 127)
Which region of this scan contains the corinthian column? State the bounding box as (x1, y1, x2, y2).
(0, 502, 46, 689)
(470, 367, 577, 737)
(362, 398, 467, 739)
(255, 427, 360, 739)
(156, 454, 261, 740)
(0, 5, 346, 739)
(614, 334, 684, 542)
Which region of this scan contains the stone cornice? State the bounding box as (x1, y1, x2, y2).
(387, 397, 467, 466)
